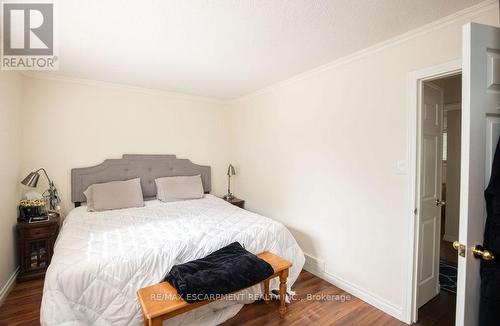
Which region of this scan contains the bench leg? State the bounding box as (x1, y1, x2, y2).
(263, 278, 270, 304)
(279, 269, 289, 319)
(146, 317, 163, 326)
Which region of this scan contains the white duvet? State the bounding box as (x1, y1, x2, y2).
(41, 195, 305, 326)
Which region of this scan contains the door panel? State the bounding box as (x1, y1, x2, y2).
(420, 218, 437, 281)
(457, 23, 500, 326)
(417, 83, 444, 308)
(422, 135, 439, 199)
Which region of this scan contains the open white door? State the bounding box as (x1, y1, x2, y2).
(457, 22, 500, 326)
(417, 82, 444, 308)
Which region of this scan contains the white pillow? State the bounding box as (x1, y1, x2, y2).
(83, 178, 144, 211)
(155, 175, 204, 202)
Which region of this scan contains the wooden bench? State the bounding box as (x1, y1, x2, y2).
(137, 252, 292, 326)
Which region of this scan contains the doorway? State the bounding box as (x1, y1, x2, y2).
(406, 24, 500, 326)
(415, 74, 462, 326)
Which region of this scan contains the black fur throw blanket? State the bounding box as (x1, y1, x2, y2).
(164, 242, 274, 303)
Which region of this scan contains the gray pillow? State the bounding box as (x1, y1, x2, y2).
(83, 178, 144, 211)
(155, 175, 204, 202)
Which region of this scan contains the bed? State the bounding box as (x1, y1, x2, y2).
(40, 155, 305, 326)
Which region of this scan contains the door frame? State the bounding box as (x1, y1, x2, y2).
(404, 59, 462, 324)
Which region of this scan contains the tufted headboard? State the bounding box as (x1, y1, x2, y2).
(71, 154, 211, 206)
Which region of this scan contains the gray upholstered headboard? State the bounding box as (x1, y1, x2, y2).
(71, 154, 211, 205)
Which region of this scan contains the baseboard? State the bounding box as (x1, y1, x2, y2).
(303, 254, 404, 323)
(0, 267, 19, 305)
(304, 253, 326, 274)
(442, 233, 457, 243)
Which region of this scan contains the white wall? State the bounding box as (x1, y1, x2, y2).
(20, 76, 231, 213)
(434, 74, 462, 104)
(0, 72, 22, 299)
(229, 3, 499, 321)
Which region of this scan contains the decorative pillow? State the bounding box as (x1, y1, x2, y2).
(83, 178, 144, 211)
(155, 175, 204, 202)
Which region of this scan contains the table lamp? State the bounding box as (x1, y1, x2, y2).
(21, 168, 60, 211)
(224, 164, 236, 200)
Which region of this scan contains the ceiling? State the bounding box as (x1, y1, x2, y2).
(51, 0, 482, 99)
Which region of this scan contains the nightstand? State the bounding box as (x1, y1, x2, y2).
(223, 197, 245, 209)
(16, 215, 60, 282)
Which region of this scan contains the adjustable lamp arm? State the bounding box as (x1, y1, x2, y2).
(35, 168, 52, 184)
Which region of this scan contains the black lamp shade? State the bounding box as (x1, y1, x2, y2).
(21, 172, 40, 187)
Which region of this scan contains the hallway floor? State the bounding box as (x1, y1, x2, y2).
(417, 290, 456, 325)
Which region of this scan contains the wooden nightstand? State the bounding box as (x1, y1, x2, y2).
(223, 197, 245, 209)
(16, 215, 60, 282)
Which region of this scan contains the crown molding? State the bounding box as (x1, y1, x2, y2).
(20, 72, 229, 106)
(18, 0, 499, 105)
(232, 0, 498, 104)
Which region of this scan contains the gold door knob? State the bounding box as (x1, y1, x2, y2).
(453, 241, 466, 257)
(472, 245, 495, 261)
(435, 199, 446, 207)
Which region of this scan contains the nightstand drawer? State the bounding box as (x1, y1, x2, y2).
(23, 225, 57, 239)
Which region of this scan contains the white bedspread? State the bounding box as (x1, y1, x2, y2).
(41, 195, 304, 326)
